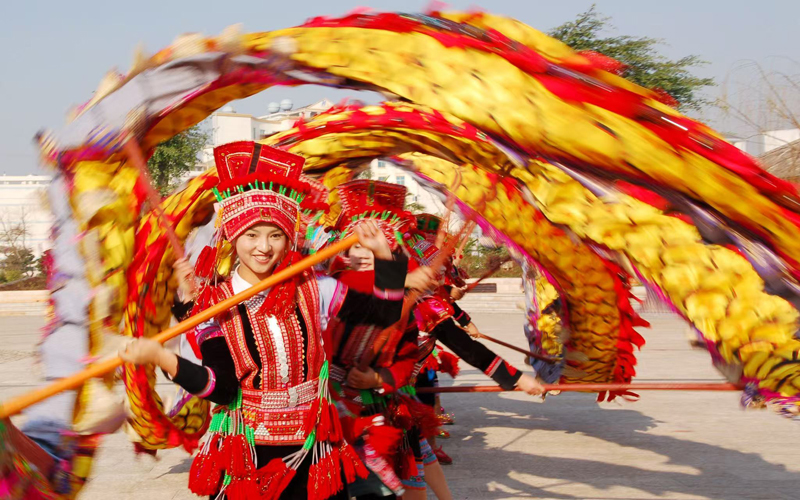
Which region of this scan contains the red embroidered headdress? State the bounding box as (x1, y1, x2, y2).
(192, 141, 328, 314)
(406, 213, 469, 287)
(335, 179, 415, 250)
(214, 141, 322, 242)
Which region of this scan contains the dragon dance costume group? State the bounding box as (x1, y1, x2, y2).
(0, 141, 541, 500)
(7, 5, 800, 500)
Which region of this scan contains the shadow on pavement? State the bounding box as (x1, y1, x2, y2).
(441, 394, 796, 500)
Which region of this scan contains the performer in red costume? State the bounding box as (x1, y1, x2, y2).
(325, 180, 450, 500)
(407, 214, 545, 464)
(119, 143, 408, 500)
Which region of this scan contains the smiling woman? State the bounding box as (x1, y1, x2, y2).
(117, 141, 408, 499)
(235, 223, 289, 283)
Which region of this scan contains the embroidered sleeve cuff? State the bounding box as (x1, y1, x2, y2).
(330, 363, 347, 383)
(453, 310, 471, 328)
(373, 285, 404, 301)
(196, 367, 217, 398)
(374, 252, 408, 295)
(484, 356, 522, 391)
(171, 298, 194, 321)
(451, 302, 471, 327)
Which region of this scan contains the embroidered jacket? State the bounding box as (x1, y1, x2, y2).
(171, 255, 407, 446)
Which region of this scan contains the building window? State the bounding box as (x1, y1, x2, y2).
(396, 176, 405, 186)
(378, 176, 389, 182)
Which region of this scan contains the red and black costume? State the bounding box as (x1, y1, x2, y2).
(407, 215, 523, 398)
(325, 180, 433, 497)
(166, 143, 407, 500)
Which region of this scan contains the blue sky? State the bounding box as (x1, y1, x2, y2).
(1, 0, 798, 174)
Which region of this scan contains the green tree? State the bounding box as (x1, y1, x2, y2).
(147, 124, 210, 195)
(0, 246, 36, 282)
(0, 211, 36, 282)
(459, 236, 520, 278)
(355, 166, 374, 180)
(549, 5, 714, 111)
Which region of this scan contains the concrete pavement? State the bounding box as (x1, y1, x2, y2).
(2, 313, 799, 499)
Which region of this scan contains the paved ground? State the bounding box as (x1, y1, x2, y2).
(2, 313, 799, 499)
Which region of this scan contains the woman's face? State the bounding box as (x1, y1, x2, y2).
(348, 242, 375, 271)
(234, 222, 288, 281)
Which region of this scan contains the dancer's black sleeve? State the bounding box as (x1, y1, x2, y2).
(335, 253, 408, 327)
(171, 296, 194, 322)
(170, 336, 240, 406)
(433, 318, 522, 390)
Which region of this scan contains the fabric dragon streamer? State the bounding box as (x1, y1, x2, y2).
(6, 6, 800, 498)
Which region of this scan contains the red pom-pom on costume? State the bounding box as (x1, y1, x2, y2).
(366, 423, 403, 458)
(330, 451, 344, 496)
(226, 477, 259, 500)
(397, 448, 417, 480)
(188, 435, 224, 496)
(340, 443, 368, 483)
(275, 467, 297, 499)
(308, 461, 320, 500)
(257, 458, 295, 500)
(437, 350, 460, 378)
(305, 396, 321, 432)
(317, 398, 331, 441)
(194, 245, 217, 279)
(227, 435, 254, 477)
(392, 403, 414, 430)
(257, 458, 288, 496)
(405, 397, 441, 440)
(329, 403, 343, 443)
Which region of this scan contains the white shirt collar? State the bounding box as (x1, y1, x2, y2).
(231, 266, 270, 296)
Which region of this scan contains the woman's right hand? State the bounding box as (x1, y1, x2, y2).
(119, 338, 178, 377)
(405, 266, 437, 292)
(465, 322, 481, 338)
(450, 285, 467, 301)
(515, 373, 546, 396)
(119, 338, 167, 365)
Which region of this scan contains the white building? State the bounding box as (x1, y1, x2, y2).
(196, 99, 442, 213)
(0, 175, 53, 256)
(731, 128, 800, 157)
(200, 99, 336, 164)
(371, 159, 442, 213)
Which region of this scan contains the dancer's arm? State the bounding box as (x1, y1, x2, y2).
(324, 252, 409, 328)
(433, 318, 524, 390)
(119, 324, 239, 405)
